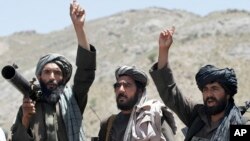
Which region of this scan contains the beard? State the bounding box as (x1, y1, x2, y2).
(40, 79, 63, 94)
(204, 96, 228, 115)
(116, 91, 140, 111)
(39, 80, 64, 104)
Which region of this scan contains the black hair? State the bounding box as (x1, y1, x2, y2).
(134, 80, 145, 92)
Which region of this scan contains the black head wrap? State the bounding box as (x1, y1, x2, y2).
(115, 65, 148, 88)
(35, 53, 72, 85)
(195, 65, 237, 96)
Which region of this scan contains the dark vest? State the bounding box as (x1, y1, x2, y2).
(185, 104, 205, 141)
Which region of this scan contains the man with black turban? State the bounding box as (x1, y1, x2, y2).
(98, 65, 177, 141)
(11, 1, 96, 141)
(149, 27, 245, 141)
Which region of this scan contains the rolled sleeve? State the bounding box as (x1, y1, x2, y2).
(73, 44, 96, 114)
(150, 63, 175, 90)
(149, 63, 195, 125)
(11, 108, 34, 141)
(76, 44, 96, 70)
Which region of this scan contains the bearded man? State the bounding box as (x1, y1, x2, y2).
(11, 1, 96, 141)
(149, 27, 246, 141)
(98, 66, 177, 141)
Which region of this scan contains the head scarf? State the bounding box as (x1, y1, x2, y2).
(116, 66, 176, 141)
(35, 53, 72, 85)
(195, 64, 237, 96)
(115, 65, 148, 88)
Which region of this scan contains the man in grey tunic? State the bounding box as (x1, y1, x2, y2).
(11, 2, 96, 141)
(149, 27, 245, 141)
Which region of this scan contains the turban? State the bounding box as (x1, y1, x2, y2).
(195, 64, 237, 96)
(115, 65, 148, 88)
(35, 53, 72, 84)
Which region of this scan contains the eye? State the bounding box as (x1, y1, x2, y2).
(202, 87, 208, 93)
(212, 86, 220, 92)
(54, 70, 62, 76)
(113, 82, 121, 88)
(123, 82, 132, 88)
(42, 70, 51, 75)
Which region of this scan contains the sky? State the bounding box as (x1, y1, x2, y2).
(0, 0, 250, 36)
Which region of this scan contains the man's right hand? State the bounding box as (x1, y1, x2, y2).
(70, 0, 85, 28)
(70, 0, 90, 51)
(157, 27, 175, 69)
(159, 26, 175, 52)
(22, 98, 36, 129)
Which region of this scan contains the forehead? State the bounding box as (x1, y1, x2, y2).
(117, 75, 135, 83)
(42, 63, 61, 71)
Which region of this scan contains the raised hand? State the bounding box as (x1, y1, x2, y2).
(157, 27, 175, 69)
(70, 0, 90, 50)
(159, 26, 175, 52)
(70, 0, 85, 27)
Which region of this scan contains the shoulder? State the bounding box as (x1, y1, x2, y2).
(100, 114, 117, 127)
(187, 104, 205, 126)
(189, 104, 205, 118)
(194, 104, 205, 111)
(98, 114, 117, 140)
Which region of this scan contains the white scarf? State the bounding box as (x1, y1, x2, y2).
(123, 90, 169, 141)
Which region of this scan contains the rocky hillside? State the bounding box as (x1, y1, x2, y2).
(0, 7, 250, 140)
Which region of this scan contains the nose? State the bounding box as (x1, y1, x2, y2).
(117, 85, 125, 92)
(203, 89, 214, 98)
(48, 72, 55, 80)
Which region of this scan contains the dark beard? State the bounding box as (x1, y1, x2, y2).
(39, 80, 64, 104)
(205, 96, 228, 115)
(116, 91, 140, 111)
(40, 80, 53, 95)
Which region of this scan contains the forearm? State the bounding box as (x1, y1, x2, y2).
(150, 63, 195, 125)
(74, 25, 90, 51)
(11, 109, 34, 141)
(22, 117, 30, 129)
(73, 45, 96, 113)
(12, 124, 34, 141)
(157, 49, 169, 70)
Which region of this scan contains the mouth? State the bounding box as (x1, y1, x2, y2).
(206, 99, 217, 107)
(47, 83, 57, 89)
(117, 95, 127, 103)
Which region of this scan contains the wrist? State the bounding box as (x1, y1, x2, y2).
(22, 115, 31, 129)
(159, 49, 169, 55)
(73, 23, 84, 29)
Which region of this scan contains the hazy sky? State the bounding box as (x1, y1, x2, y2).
(1, 0, 250, 36)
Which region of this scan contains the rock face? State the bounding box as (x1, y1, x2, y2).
(0, 7, 249, 140)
